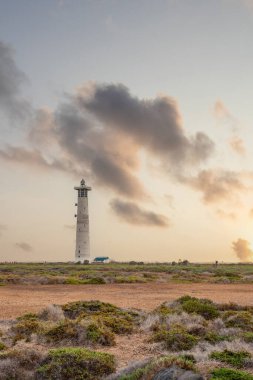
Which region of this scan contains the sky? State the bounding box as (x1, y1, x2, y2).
(1, 0, 253, 262)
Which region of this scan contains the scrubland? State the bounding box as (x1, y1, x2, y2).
(1, 262, 253, 285)
(1, 296, 253, 379)
(1, 263, 253, 379)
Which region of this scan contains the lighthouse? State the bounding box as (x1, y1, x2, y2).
(74, 179, 92, 263)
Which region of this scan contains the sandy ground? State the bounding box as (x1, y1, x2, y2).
(0, 283, 253, 320)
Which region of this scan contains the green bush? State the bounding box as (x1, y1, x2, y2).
(210, 350, 251, 368)
(44, 319, 115, 346)
(210, 368, 253, 380)
(114, 276, 147, 284)
(152, 327, 198, 351)
(44, 320, 79, 343)
(222, 311, 253, 329)
(36, 347, 116, 380)
(85, 322, 115, 346)
(154, 303, 173, 316)
(204, 332, 228, 344)
(12, 319, 44, 341)
(62, 300, 121, 319)
(0, 341, 6, 351)
(17, 312, 38, 321)
(242, 332, 253, 343)
(101, 315, 134, 334)
(65, 277, 106, 285)
(180, 297, 219, 320)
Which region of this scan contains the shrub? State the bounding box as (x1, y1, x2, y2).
(222, 311, 253, 330)
(36, 347, 116, 380)
(114, 355, 195, 380)
(44, 320, 79, 343)
(85, 322, 115, 346)
(101, 315, 134, 334)
(17, 312, 38, 321)
(154, 304, 172, 316)
(204, 332, 228, 344)
(114, 276, 147, 284)
(242, 332, 253, 343)
(44, 319, 115, 346)
(0, 342, 6, 351)
(3, 348, 45, 370)
(12, 319, 44, 341)
(62, 301, 121, 319)
(209, 350, 251, 368)
(180, 297, 219, 320)
(210, 367, 253, 380)
(152, 326, 198, 351)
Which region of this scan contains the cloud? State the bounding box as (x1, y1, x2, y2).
(78, 83, 214, 166)
(232, 238, 253, 262)
(216, 209, 236, 220)
(0, 224, 7, 236)
(0, 41, 29, 120)
(110, 198, 169, 227)
(0, 49, 215, 202)
(15, 242, 33, 252)
(229, 136, 246, 156)
(182, 169, 245, 204)
(214, 100, 232, 120)
(213, 100, 238, 131)
(0, 145, 81, 175)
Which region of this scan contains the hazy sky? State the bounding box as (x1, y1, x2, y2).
(1, 0, 253, 262)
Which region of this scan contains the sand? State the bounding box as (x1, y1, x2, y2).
(0, 282, 253, 319)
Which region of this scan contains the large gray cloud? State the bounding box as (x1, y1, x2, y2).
(49, 83, 214, 199)
(0, 41, 29, 119)
(110, 198, 169, 227)
(77, 83, 214, 166)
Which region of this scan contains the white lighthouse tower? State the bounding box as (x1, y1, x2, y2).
(74, 179, 92, 263)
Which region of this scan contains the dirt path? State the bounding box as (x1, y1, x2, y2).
(0, 283, 253, 319)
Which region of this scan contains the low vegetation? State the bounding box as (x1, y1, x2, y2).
(1, 262, 253, 285)
(0, 296, 253, 379)
(36, 347, 116, 380)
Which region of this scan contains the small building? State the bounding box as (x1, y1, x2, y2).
(93, 256, 110, 264)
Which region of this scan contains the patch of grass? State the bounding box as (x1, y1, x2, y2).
(62, 300, 122, 319)
(179, 296, 219, 320)
(65, 277, 106, 285)
(204, 332, 228, 344)
(114, 276, 147, 284)
(242, 332, 253, 343)
(17, 312, 38, 321)
(36, 347, 116, 380)
(222, 311, 253, 329)
(12, 319, 44, 342)
(152, 326, 198, 351)
(101, 315, 134, 334)
(154, 303, 173, 316)
(210, 368, 253, 380)
(44, 319, 115, 346)
(210, 350, 251, 368)
(44, 320, 79, 343)
(0, 342, 6, 351)
(85, 321, 115, 346)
